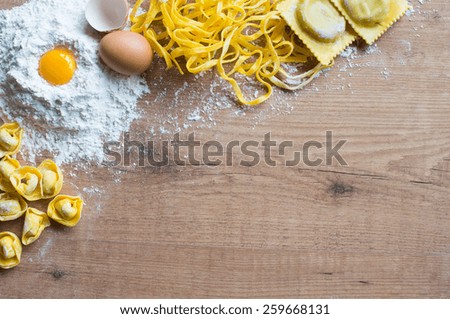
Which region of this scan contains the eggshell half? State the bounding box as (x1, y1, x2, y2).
(85, 0, 129, 33)
(99, 31, 153, 76)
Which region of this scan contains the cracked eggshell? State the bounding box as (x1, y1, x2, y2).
(85, 0, 129, 33)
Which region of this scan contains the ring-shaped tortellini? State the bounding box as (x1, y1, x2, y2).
(22, 208, 51, 245)
(0, 192, 28, 221)
(0, 232, 22, 269)
(48, 195, 83, 227)
(0, 122, 23, 158)
(10, 166, 43, 201)
(38, 159, 63, 199)
(0, 155, 20, 193)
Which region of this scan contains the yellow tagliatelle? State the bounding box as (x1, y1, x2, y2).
(130, 0, 327, 106)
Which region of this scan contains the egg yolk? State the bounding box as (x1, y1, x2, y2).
(39, 48, 77, 85)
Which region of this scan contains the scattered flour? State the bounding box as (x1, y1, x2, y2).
(0, 0, 427, 166)
(0, 0, 149, 165)
(37, 236, 54, 259)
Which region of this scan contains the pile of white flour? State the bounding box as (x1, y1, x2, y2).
(0, 0, 149, 164)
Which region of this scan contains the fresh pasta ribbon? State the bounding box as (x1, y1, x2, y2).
(130, 0, 326, 106)
(22, 208, 51, 246)
(0, 232, 22, 269)
(48, 195, 83, 227)
(0, 192, 28, 222)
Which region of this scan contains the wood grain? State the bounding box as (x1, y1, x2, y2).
(1, 0, 449, 298)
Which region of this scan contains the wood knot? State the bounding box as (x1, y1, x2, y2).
(330, 182, 354, 196)
(51, 270, 66, 279)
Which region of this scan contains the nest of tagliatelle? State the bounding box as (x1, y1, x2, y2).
(130, 0, 327, 106)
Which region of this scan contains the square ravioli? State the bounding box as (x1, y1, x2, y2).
(278, 0, 357, 65)
(330, 0, 410, 44)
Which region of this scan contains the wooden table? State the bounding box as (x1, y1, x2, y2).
(1, 0, 449, 298)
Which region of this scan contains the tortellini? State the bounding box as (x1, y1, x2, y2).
(0, 231, 22, 269)
(48, 195, 83, 227)
(38, 159, 63, 199)
(0, 155, 20, 192)
(0, 192, 28, 221)
(0, 123, 83, 269)
(0, 122, 23, 158)
(10, 166, 43, 201)
(22, 208, 51, 245)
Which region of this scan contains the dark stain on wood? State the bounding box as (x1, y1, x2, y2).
(51, 270, 66, 279)
(330, 182, 354, 196)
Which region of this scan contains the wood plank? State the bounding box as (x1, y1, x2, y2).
(0, 0, 449, 298)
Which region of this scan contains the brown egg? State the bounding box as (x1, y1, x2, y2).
(99, 31, 153, 76)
